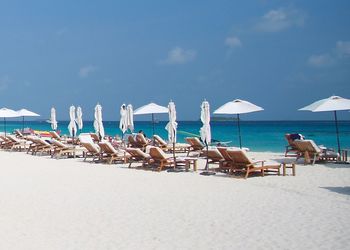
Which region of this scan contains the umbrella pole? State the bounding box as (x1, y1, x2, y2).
(237, 114, 242, 148)
(152, 113, 155, 135)
(22, 116, 25, 133)
(4, 118, 6, 136)
(334, 111, 341, 155)
(205, 143, 209, 171)
(173, 142, 176, 169)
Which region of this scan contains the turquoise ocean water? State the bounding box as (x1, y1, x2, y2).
(1, 120, 349, 152)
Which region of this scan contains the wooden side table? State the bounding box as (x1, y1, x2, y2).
(282, 162, 296, 176)
(184, 158, 198, 172)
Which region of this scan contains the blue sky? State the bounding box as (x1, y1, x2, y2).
(0, 0, 349, 120)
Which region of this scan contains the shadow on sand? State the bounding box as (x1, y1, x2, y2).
(320, 186, 350, 196)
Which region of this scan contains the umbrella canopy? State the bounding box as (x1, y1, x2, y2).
(94, 103, 105, 139)
(214, 99, 263, 148)
(50, 107, 58, 130)
(165, 101, 177, 144)
(126, 104, 134, 132)
(134, 102, 168, 135)
(299, 95, 350, 154)
(76, 106, 83, 130)
(0, 108, 20, 135)
(119, 104, 128, 134)
(16, 108, 40, 132)
(200, 101, 211, 145)
(68, 105, 77, 137)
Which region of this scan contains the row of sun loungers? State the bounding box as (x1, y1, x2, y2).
(0, 131, 340, 178)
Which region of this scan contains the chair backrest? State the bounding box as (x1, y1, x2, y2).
(50, 131, 61, 140)
(52, 139, 68, 149)
(15, 130, 24, 138)
(153, 135, 167, 146)
(149, 147, 168, 160)
(38, 138, 51, 147)
(79, 133, 94, 144)
(128, 135, 138, 147)
(99, 141, 117, 154)
(126, 148, 149, 159)
(226, 149, 252, 166)
(7, 135, 20, 143)
(136, 133, 148, 145)
(90, 133, 100, 142)
(0, 135, 11, 142)
(293, 140, 321, 154)
(81, 142, 100, 154)
(205, 148, 224, 161)
(217, 147, 232, 161)
(185, 137, 204, 149)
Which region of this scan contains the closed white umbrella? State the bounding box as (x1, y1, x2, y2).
(134, 102, 168, 135)
(0, 108, 20, 136)
(126, 104, 134, 132)
(94, 103, 105, 140)
(50, 107, 58, 131)
(299, 95, 350, 154)
(16, 108, 40, 132)
(68, 105, 77, 138)
(119, 104, 128, 134)
(76, 106, 83, 131)
(165, 101, 178, 170)
(214, 99, 263, 148)
(200, 100, 212, 172)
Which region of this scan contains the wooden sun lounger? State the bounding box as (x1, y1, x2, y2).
(26, 137, 53, 155)
(226, 149, 281, 179)
(125, 148, 151, 168)
(293, 139, 339, 164)
(185, 137, 204, 156)
(6, 135, 28, 151)
(149, 147, 188, 171)
(81, 142, 101, 162)
(51, 139, 78, 159)
(201, 148, 225, 169)
(153, 135, 190, 153)
(98, 141, 129, 164)
(0, 135, 14, 150)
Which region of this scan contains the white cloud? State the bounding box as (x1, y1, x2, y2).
(336, 41, 350, 58)
(256, 7, 305, 32)
(308, 54, 334, 67)
(308, 40, 350, 67)
(79, 65, 97, 78)
(160, 47, 196, 65)
(225, 36, 242, 48)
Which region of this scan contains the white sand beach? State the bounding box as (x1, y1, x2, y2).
(0, 150, 349, 250)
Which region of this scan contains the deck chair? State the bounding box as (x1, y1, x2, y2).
(50, 131, 73, 144)
(185, 137, 204, 156)
(98, 141, 129, 164)
(51, 139, 78, 159)
(90, 133, 100, 143)
(226, 148, 281, 179)
(80, 142, 100, 162)
(293, 139, 339, 164)
(201, 148, 225, 170)
(149, 147, 186, 171)
(217, 147, 236, 172)
(135, 133, 151, 148)
(0, 135, 14, 149)
(6, 135, 28, 151)
(125, 148, 151, 168)
(284, 134, 301, 157)
(29, 137, 53, 155)
(153, 134, 190, 153)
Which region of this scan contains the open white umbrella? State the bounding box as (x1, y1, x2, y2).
(200, 101, 212, 172)
(165, 101, 178, 169)
(0, 108, 20, 136)
(126, 104, 134, 132)
(68, 105, 77, 138)
(16, 108, 40, 132)
(214, 99, 263, 148)
(119, 104, 128, 134)
(299, 95, 350, 154)
(76, 106, 83, 131)
(94, 103, 105, 140)
(134, 102, 168, 135)
(50, 107, 58, 130)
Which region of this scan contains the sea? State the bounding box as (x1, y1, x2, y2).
(2, 120, 349, 153)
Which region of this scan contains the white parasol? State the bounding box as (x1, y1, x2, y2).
(76, 106, 83, 130)
(16, 108, 40, 132)
(126, 104, 134, 132)
(0, 108, 20, 135)
(119, 104, 128, 134)
(94, 103, 105, 140)
(68, 105, 77, 137)
(214, 99, 263, 148)
(134, 102, 168, 135)
(299, 95, 350, 154)
(50, 107, 58, 130)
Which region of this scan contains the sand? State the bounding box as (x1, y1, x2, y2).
(0, 150, 349, 250)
